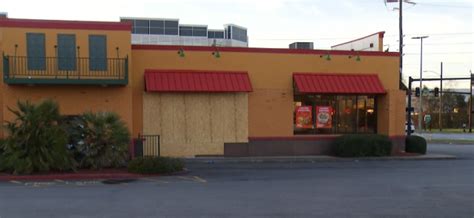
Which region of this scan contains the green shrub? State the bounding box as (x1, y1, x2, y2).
(0, 138, 5, 156)
(128, 157, 184, 174)
(333, 134, 393, 157)
(67, 112, 130, 169)
(405, 135, 427, 154)
(0, 100, 76, 175)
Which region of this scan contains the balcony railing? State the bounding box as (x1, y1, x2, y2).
(2, 55, 128, 85)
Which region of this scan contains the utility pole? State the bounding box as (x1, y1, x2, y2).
(470, 72, 473, 133)
(399, 0, 404, 89)
(439, 62, 443, 132)
(412, 36, 429, 132)
(407, 77, 413, 136)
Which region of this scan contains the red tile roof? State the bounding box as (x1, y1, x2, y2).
(293, 73, 386, 94)
(145, 69, 253, 92)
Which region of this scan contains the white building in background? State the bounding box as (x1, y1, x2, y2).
(120, 17, 248, 47)
(331, 31, 385, 52)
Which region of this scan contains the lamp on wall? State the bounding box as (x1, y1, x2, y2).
(320, 53, 331, 61)
(13, 44, 18, 57)
(212, 50, 220, 58)
(177, 48, 185, 57)
(348, 53, 361, 62)
(116, 47, 120, 58)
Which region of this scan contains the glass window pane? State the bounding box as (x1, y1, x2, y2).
(215, 31, 224, 38)
(179, 26, 193, 36)
(164, 20, 178, 28)
(150, 27, 164, 35)
(193, 27, 207, 37)
(150, 20, 164, 28)
(135, 20, 149, 27)
(135, 27, 149, 34)
(165, 28, 178, 35)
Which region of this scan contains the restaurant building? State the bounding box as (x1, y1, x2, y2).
(0, 16, 406, 157)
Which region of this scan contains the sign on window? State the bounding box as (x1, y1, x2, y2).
(295, 106, 313, 129)
(316, 106, 333, 128)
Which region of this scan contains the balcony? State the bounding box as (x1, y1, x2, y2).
(2, 55, 128, 85)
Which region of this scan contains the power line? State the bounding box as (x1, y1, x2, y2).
(252, 32, 473, 41)
(405, 51, 473, 55)
(415, 2, 473, 9)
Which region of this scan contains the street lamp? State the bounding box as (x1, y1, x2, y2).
(424, 66, 444, 132)
(412, 36, 429, 132)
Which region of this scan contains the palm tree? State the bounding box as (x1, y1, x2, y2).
(0, 100, 76, 175)
(69, 112, 130, 169)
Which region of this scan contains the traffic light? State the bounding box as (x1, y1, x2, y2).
(434, 87, 439, 97)
(415, 87, 420, 97)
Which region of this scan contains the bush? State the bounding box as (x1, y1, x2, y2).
(67, 112, 130, 169)
(333, 134, 393, 157)
(128, 157, 184, 174)
(0, 100, 76, 175)
(0, 138, 5, 155)
(405, 135, 427, 154)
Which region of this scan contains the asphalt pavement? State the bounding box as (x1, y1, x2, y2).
(0, 143, 473, 218)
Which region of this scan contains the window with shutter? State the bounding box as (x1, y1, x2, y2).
(89, 35, 107, 71)
(58, 34, 76, 71)
(27, 33, 46, 70)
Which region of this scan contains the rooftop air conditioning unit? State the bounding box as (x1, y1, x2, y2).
(289, 42, 314, 50)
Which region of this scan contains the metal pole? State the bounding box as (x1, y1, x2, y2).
(399, 0, 403, 89)
(470, 73, 473, 133)
(412, 36, 429, 132)
(407, 76, 413, 136)
(439, 62, 443, 132)
(419, 38, 423, 132)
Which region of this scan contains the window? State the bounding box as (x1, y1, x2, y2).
(208, 31, 224, 39)
(164, 21, 179, 35)
(192, 27, 207, 37)
(57, 34, 76, 71)
(88, 35, 107, 71)
(179, 26, 193, 36)
(150, 20, 164, 35)
(26, 33, 46, 70)
(231, 26, 248, 42)
(293, 94, 377, 135)
(134, 19, 149, 34)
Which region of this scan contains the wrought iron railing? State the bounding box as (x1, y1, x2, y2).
(133, 134, 161, 158)
(2, 55, 128, 85)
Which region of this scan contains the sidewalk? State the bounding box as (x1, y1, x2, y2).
(185, 154, 456, 164)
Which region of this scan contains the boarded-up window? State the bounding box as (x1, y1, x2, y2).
(27, 33, 46, 70)
(88, 35, 107, 71)
(57, 34, 76, 71)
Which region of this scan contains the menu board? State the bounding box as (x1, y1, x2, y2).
(316, 106, 333, 128)
(295, 106, 313, 129)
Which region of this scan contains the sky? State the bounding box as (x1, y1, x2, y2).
(1, 0, 472, 89)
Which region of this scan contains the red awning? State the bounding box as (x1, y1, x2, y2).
(293, 73, 386, 94)
(145, 69, 253, 92)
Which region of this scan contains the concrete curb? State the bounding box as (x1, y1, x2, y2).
(184, 154, 457, 164)
(0, 169, 189, 182)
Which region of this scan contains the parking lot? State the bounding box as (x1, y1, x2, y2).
(0, 143, 473, 218)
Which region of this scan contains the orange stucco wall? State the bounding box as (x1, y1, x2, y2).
(0, 26, 135, 137)
(0, 20, 406, 141)
(131, 48, 405, 138)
